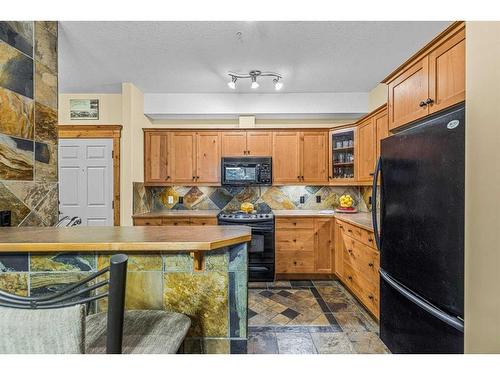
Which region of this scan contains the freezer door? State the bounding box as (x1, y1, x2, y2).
(380, 103, 464, 317)
(380, 270, 463, 354)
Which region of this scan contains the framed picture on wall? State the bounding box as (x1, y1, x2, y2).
(70, 99, 99, 120)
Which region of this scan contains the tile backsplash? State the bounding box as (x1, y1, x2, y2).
(133, 183, 371, 214)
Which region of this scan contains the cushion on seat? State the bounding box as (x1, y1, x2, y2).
(0, 305, 86, 354)
(85, 310, 191, 354)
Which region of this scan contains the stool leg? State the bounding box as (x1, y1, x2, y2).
(106, 254, 128, 354)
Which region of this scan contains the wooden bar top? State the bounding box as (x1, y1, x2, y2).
(0, 226, 252, 253)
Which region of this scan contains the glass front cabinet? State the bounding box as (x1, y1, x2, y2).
(329, 127, 357, 184)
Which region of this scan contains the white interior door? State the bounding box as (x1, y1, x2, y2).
(58, 139, 114, 226)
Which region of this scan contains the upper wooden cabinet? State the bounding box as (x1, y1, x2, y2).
(246, 131, 272, 156)
(428, 27, 465, 114)
(144, 130, 220, 185)
(273, 131, 301, 184)
(273, 130, 329, 185)
(356, 118, 377, 183)
(144, 131, 170, 185)
(196, 132, 221, 184)
(385, 22, 465, 131)
(169, 131, 197, 184)
(301, 132, 328, 183)
(374, 109, 389, 161)
(221, 130, 272, 157)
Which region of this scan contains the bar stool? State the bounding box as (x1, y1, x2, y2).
(0, 254, 190, 354)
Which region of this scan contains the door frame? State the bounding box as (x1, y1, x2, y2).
(58, 125, 122, 226)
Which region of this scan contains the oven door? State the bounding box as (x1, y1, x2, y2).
(222, 163, 259, 185)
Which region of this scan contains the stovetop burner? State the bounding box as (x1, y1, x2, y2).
(218, 210, 273, 221)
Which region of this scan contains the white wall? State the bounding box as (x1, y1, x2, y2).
(144, 92, 368, 119)
(465, 21, 500, 353)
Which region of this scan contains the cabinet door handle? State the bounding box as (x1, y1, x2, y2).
(293, 261, 297, 265)
(192, 176, 196, 180)
(348, 249, 353, 254)
(297, 176, 301, 180)
(348, 275, 352, 281)
(369, 172, 374, 176)
(368, 294, 374, 300)
(419, 101, 427, 107)
(368, 262, 374, 267)
(348, 229, 352, 233)
(247, 150, 250, 155)
(196, 176, 200, 179)
(425, 98, 434, 105)
(293, 239, 297, 242)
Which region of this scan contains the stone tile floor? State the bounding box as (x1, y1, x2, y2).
(247, 280, 390, 354)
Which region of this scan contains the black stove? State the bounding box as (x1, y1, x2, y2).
(218, 211, 273, 222)
(217, 211, 275, 281)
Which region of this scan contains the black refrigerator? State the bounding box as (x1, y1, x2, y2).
(372, 103, 465, 354)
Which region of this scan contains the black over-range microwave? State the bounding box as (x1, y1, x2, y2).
(221, 157, 272, 186)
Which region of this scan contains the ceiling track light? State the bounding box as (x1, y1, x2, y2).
(227, 70, 283, 90)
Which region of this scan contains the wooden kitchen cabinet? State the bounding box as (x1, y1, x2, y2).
(333, 219, 345, 279)
(221, 131, 247, 156)
(144, 131, 170, 185)
(144, 130, 220, 185)
(314, 218, 334, 273)
(301, 132, 329, 183)
(169, 131, 197, 184)
(275, 217, 334, 276)
(133, 216, 217, 226)
(246, 131, 272, 156)
(221, 130, 272, 156)
(196, 131, 221, 184)
(428, 27, 465, 114)
(385, 22, 465, 131)
(272, 131, 302, 184)
(356, 118, 376, 183)
(374, 108, 389, 160)
(273, 130, 329, 185)
(336, 217, 380, 319)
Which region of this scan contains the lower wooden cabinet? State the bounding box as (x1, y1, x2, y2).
(336, 218, 380, 319)
(275, 217, 333, 275)
(133, 217, 217, 226)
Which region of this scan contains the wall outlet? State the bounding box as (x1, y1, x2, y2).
(316, 195, 321, 203)
(178, 196, 184, 204)
(168, 195, 174, 204)
(299, 196, 305, 204)
(0, 210, 12, 227)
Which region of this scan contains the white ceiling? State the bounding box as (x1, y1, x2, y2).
(58, 21, 451, 94)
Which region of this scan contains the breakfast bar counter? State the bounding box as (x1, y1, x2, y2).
(0, 226, 251, 354)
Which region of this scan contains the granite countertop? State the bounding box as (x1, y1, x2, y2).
(132, 209, 220, 218)
(334, 212, 375, 232)
(132, 209, 374, 231)
(0, 226, 251, 253)
(275, 210, 374, 232)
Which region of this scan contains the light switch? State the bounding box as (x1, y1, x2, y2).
(168, 196, 174, 204)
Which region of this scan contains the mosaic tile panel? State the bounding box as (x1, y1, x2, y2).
(133, 183, 368, 214)
(0, 21, 33, 57)
(34, 22, 57, 73)
(163, 271, 229, 337)
(98, 253, 162, 272)
(34, 61, 57, 110)
(34, 102, 57, 144)
(0, 133, 34, 180)
(35, 141, 57, 182)
(0, 41, 33, 98)
(30, 253, 96, 272)
(29, 272, 92, 297)
(0, 87, 34, 139)
(0, 253, 29, 272)
(0, 182, 30, 225)
(0, 273, 28, 296)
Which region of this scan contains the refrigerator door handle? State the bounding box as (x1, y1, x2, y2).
(379, 269, 464, 332)
(372, 157, 382, 251)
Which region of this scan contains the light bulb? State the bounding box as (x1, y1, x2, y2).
(274, 79, 283, 90)
(251, 76, 259, 89)
(228, 76, 237, 89)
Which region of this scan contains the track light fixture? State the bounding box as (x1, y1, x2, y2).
(227, 70, 283, 90)
(227, 76, 237, 89)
